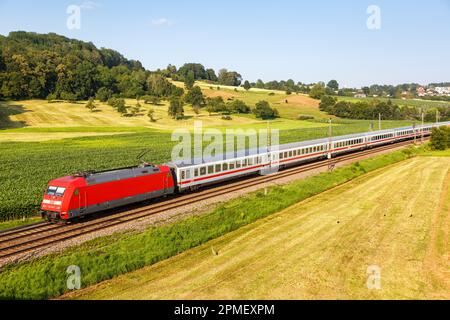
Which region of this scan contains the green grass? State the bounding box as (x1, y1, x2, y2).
(0, 146, 422, 300)
(0, 217, 42, 232)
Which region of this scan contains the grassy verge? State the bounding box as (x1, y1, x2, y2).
(0, 217, 42, 232)
(0, 145, 422, 299)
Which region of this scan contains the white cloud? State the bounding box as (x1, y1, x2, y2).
(152, 18, 173, 27)
(79, 1, 101, 10)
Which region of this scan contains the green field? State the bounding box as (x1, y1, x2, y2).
(66, 155, 450, 300)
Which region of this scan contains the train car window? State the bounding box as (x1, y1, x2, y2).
(46, 186, 57, 195)
(223, 163, 228, 171)
(280, 153, 284, 159)
(215, 164, 221, 172)
(249, 158, 254, 166)
(229, 162, 235, 170)
(289, 151, 293, 157)
(284, 152, 288, 158)
(194, 168, 199, 177)
(294, 150, 297, 156)
(208, 166, 214, 174)
(200, 167, 207, 176)
(55, 187, 66, 197)
(236, 161, 241, 169)
(181, 171, 186, 180)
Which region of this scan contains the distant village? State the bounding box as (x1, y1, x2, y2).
(354, 85, 450, 99)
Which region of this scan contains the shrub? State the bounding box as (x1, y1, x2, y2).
(430, 126, 450, 150)
(253, 100, 279, 119)
(297, 115, 315, 120)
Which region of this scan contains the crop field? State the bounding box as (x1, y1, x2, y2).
(0, 117, 417, 221)
(67, 156, 450, 300)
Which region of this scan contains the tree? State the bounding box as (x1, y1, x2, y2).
(95, 87, 113, 102)
(430, 127, 450, 150)
(309, 83, 326, 100)
(168, 96, 184, 119)
(85, 98, 97, 112)
(117, 103, 127, 116)
(177, 63, 207, 80)
(228, 99, 250, 114)
(206, 97, 226, 114)
(147, 73, 181, 97)
(256, 79, 265, 89)
(147, 108, 156, 122)
(327, 80, 339, 91)
(184, 86, 205, 107)
(362, 86, 370, 95)
(142, 95, 161, 105)
(253, 100, 279, 119)
(243, 80, 251, 91)
(218, 69, 242, 86)
(205, 68, 218, 82)
(319, 95, 337, 112)
(184, 70, 195, 90)
(130, 103, 141, 116)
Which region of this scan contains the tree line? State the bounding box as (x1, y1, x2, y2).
(0, 32, 245, 101)
(319, 95, 450, 122)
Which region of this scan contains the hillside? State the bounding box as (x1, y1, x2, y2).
(0, 31, 180, 101)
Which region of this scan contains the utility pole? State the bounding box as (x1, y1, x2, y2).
(328, 118, 335, 171)
(421, 110, 424, 143)
(378, 113, 382, 131)
(413, 120, 417, 145)
(436, 110, 440, 124)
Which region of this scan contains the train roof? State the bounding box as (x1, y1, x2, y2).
(169, 122, 449, 168)
(72, 164, 165, 186)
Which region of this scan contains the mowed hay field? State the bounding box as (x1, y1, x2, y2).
(68, 157, 450, 300)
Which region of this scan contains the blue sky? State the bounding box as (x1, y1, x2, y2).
(0, 0, 449, 87)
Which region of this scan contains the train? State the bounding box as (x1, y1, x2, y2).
(40, 122, 450, 222)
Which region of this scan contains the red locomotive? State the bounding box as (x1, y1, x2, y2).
(41, 164, 174, 221)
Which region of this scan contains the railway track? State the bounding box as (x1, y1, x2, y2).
(0, 139, 423, 261)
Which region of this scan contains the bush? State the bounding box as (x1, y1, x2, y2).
(95, 87, 113, 102)
(253, 100, 279, 119)
(430, 126, 450, 150)
(297, 115, 315, 120)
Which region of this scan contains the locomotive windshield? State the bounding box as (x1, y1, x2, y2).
(46, 186, 66, 197)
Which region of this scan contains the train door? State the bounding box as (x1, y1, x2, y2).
(78, 189, 87, 215)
